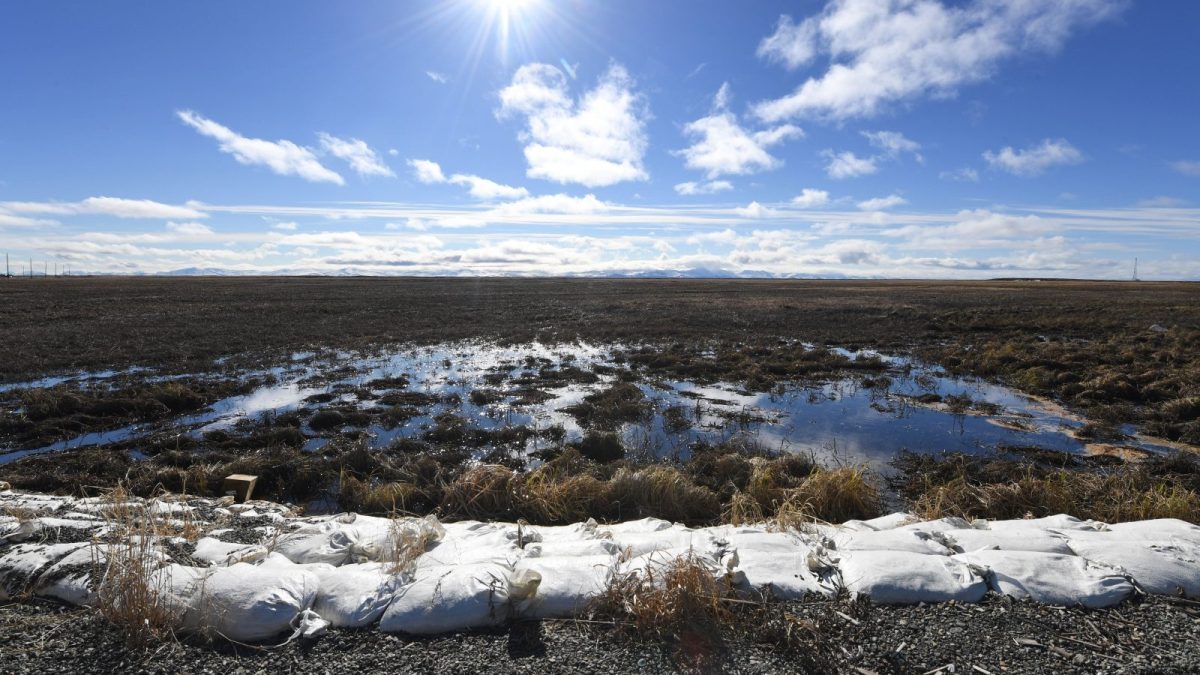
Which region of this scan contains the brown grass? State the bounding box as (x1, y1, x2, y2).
(90, 485, 180, 647)
(912, 465, 1200, 523)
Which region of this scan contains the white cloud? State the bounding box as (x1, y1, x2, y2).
(1171, 160, 1200, 177)
(317, 133, 394, 177)
(166, 221, 214, 236)
(497, 63, 649, 187)
(735, 201, 777, 218)
(448, 174, 529, 200)
(983, 138, 1084, 176)
(822, 150, 878, 179)
(862, 130, 922, 160)
(2, 196, 207, 220)
(0, 211, 56, 228)
(426, 71, 448, 84)
(757, 14, 820, 70)
(405, 158, 528, 200)
(491, 193, 609, 216)
(675, 180, 734, 196)
(857, 194, 907, 210)
(677, 84, 804, 179)
(407, 159, 447, 184)
(177, 110, 344, 185)
(791, 189, 830, 208)
(753, 0, 1124, 122)
(272, 221, 299, 231)
(939, 167, 980, 182)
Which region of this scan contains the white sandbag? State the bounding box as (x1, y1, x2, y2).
(310, 562, 406, 627)
(896, 517, 975, 534)
(728, 535, 837, 600)
(273, 520, 360, 566)
(524, 539, 620, 558)
(272, 514, 444, 567)
(0, 515, 18, 541)
(2, 516, 106, 544)
(832, 529, 953, 556)
(0, 542, 87, 600)
(157, 562, 320, 642)
(607, 527, 717, 558)
(37, 543, 170, 606)
(838, 551, 988, 604)
(415, 531, 519, 570)
(954, 550, 1134, 608)
(192, 537, 267, 566)
(380, 563, 535, 634)
(599, 517, 673, 535)
(524, 520, 604, 543)
(982, 515, 1106, 532)
(620, 547, 730, 583)
(943, 528, 1073, 555)
(515, 555, 615, 619)
(858, 513, 917, 531)
(1066, 537, 1200, 598)
(1104, 519, 1200, 545)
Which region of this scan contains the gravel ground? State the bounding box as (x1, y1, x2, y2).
(2, 595, 1198, 674)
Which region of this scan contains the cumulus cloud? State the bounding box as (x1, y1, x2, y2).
(1171, 160, 1200, 177)
(883, 209, 1054, 247)
(753, 0, 1123, 122)
(822, 150, 878, 179)
(166, 221, 214, 236)
(177, 110, 344, 185)
(405, 158, 528, 200)
(675, 180, 734, 196)
(791, 188, 830, 208)
(857, 194, 907, 210)
(317, 133, 394, 177)
(497, 63, 649, 187)
(2, 196, 207, 220)
(0, 211, 56, 228)
(983, 138, 1084, 176)
(408, 159, 447, 184)
(677, 83, 804, 179)
(735, 201, 777, 218)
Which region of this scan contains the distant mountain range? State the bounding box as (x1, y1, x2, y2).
(155, 266, 864, 279)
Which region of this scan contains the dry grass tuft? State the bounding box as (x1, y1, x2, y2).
(913, 468, 1200, 523)
(441, 464, 517, 519)
(723, 491, 765, 526)
(591, 553, 733, 639)
(607, 466, 722, 524)
(91, 485, 179, 647)
(785, 467, 883, 524)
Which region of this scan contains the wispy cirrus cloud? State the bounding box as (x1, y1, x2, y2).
(177, 110, 345, 185)
(2, 196, 207, 220)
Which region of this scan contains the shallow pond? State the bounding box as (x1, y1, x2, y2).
(0, 341, 1181, 467)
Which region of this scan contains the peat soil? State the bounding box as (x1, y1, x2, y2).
(2, 277, 1196, 382)
(2, 595, 1197, 674)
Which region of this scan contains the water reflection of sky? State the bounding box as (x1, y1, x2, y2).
(0, 341, 1184, 467)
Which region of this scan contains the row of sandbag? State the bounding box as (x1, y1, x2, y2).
(3, 498, 1200, 641)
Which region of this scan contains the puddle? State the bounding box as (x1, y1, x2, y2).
(0, 341, 1184, 467)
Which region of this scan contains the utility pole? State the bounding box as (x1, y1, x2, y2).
(1132, 258, 1139, 282)
(5, 253, 8, 277)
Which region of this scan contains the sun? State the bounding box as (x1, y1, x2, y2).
(477, 0, 545, 53)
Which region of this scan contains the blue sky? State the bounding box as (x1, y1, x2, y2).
(1, 0, 1198, 278)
